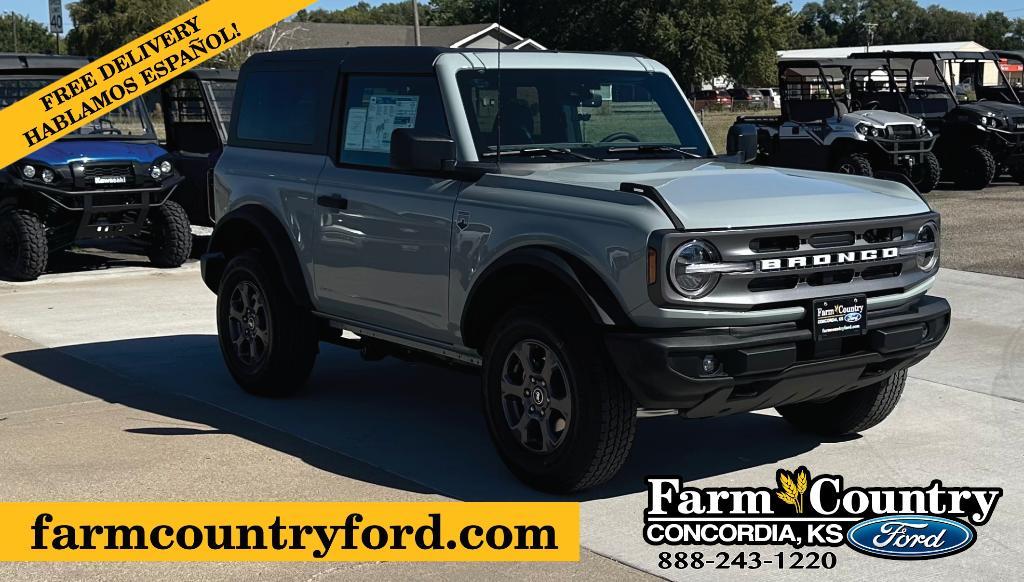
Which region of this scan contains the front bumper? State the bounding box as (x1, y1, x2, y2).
(605, 295, 949, 417)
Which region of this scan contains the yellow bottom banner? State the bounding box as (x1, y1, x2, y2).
(0, 502, 579, 561)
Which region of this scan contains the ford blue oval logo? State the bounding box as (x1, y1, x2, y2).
(844, 312, 862, 323)
(847, 515, 975, 559)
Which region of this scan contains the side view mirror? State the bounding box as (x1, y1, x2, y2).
(726, 123, 759, 164)
(390, 129, 456, 172)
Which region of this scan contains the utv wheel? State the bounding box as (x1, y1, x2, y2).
(776, 369, 907, 436)
(145, 200, 192, 268)
(0, 207, 47, 281)
(216, 250, 318, 397)
(482, 307, 636, 492)
(952, 145, 996, 190)
(833, 153, 873, 177)
(910, 152, 941, 193)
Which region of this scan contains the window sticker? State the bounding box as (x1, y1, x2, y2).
(343, 107, 367, 151)
(361, 95, 420, 152)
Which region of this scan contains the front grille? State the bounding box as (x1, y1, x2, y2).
(657, 213, 939, 310)
(83, 165, 132, 178)
(889, 124, 917, 139)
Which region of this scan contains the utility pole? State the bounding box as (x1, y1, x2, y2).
(412, 0, 421, 46)
(865, 22, 878, 52)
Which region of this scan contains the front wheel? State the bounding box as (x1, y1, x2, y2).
(833, 153, 873, 177)
(216, 250, 318, 396)
(909, 152, 941, 193)
(776, 369, 907, 436)
(482, 307, 636, 492)
(0, 207, 48, 281)
(952, 145, 996, 190)
(145, 200, 192, 268)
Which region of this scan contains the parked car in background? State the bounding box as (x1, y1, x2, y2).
(727, 87, 764, 109)
(0, 54, 191, 281)
(758, 87, 782, 108)
(692, 89, 732, 111)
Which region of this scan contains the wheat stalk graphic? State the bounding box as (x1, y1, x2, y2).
(776, 468, 809, 513)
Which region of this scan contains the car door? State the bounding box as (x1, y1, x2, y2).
(313, 74, 463, 343)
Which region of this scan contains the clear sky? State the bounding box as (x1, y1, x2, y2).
(0, 0, 1021, 33)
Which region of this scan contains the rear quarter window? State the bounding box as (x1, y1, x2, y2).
(235, 70, 319, 146)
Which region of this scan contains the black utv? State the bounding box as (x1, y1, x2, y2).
(0, 54, 191, 281)
(849, 50, 1024, 188)
(735, 58, 940, 192)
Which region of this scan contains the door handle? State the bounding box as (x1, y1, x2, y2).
(317, 195, 348, 210)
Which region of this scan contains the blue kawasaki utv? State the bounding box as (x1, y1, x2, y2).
(0, 54, 191, 281)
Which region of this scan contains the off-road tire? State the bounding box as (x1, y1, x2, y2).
(911, 152, 941, 193)
(482, 306, 636, 492)
(833, 153, 873, 177)
(776, 369, 907, 436)
(216, 250, 318, 397)
(952, 145, 996, 190)
(0, 207, 47, 281)
(146, 200, 192, 268)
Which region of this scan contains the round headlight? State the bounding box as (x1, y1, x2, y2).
(41, 169, 55, 184)
(856, 124, 869, 135)
(669, 240, 721, 298)
(869, 127, 880, 137)
(980, 117, 989, 126)
(22, 165, 36, 179)
(916, 223, 938, 271)
(150, 166, 162, 180)
(159, 160, 173, 175)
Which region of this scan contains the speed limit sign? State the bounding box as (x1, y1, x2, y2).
(48, 0, 63, 35)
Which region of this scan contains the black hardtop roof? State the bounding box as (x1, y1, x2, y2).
(0, 53, 90, 73)
(181, 67, 238, 81)
(243, 46, 646, 73)
(849, 50, 1002, 61)
(779, 57, 889, 69)
(995, 50, 1024, 62)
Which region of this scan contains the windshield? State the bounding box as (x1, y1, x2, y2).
(456, 69, 712, 160)
(0, 76, 154, 139)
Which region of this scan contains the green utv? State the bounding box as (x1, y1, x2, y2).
(848, 50, 1024, 188)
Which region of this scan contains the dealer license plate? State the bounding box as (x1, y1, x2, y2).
(812, 295, 867, 341)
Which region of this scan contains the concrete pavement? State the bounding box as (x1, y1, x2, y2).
(0, 264, 1021, 580)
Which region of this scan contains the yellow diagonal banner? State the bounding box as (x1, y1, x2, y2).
(0, 0, 313, 170)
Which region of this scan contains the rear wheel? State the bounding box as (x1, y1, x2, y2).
(833, 153, 873, 177)
(216, 250, 318, 396)
(952, 145, 996, 190)
(776, 369, 907, 436)
(0, 207, 47, 281)
(482, 306, 636, 492)
(909, 152, 941, 193)
(145, 201, 192, 268)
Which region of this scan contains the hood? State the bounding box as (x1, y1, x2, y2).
(845, 110, 921, 126)
(958, 100, 1024, 119)
(506, 159, 930, 229)
(24, 141, 168, 167)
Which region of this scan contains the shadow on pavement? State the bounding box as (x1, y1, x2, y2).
(5, 334, 843, 502)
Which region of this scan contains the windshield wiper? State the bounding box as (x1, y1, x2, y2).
(605, 145, 702, 159)
(481, 147, 596, 161)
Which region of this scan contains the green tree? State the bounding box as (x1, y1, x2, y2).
(66, 0, 194, 56)
(0, 13, 56, 54)
(295, 2, 430, 25)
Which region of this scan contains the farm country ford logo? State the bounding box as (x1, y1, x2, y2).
(644, 468, 1002, 559)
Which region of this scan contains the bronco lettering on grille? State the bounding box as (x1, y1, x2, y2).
(760, 247, 899, 271)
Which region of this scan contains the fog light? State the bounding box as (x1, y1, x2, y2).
(22, 165, 36, 179)
(159, 160, 173, 174)
(41, 169, 55, 184)
(921, 325, 929, 340)
(702, 354, 719, 375)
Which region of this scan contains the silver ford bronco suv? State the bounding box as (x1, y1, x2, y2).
(202, 48, 951, 493)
